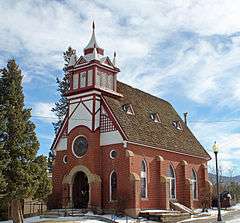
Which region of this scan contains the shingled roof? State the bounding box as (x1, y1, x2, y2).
(104, 81, 210, 159)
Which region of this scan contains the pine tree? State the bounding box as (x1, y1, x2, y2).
(0, 60, 51, 223)
(0, 74, 7, 191)
(49, 47, 75, 172)
(51, 46, 75, 133)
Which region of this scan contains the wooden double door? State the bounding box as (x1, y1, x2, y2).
(72, 171, 89, 208)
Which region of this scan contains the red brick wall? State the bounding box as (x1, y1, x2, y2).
(100, 144, 131, 210)
(127, 143, 209, 210)
(52, 129, 209, 212)
(52, 125, 101, 208)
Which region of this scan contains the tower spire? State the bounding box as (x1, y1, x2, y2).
(84, 21, 104, 56)
(84, 21, 99, 50)
(112, 51, 117, 66)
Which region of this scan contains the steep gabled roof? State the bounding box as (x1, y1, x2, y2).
(104, 81, 210, 159)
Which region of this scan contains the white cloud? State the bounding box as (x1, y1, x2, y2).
(32, 102, 56, 123)
(1, 0, 240, 174)
(190, 121, 240, 175)
(1, 0, 240, 99)
(22, 70, 32, 83)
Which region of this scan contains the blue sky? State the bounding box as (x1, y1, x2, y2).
(1, 0, 240, 176)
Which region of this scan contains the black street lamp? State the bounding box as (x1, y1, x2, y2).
(213, 141, 223, 222)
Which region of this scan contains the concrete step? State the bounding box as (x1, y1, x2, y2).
(140, 210, 190, 223)
(42, 209, 88, 217)
(170, 201, 194, 214)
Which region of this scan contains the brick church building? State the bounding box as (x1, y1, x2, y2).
(51, 23, 211, 217)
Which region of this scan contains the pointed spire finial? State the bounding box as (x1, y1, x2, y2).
(84, 21, 104, 56)
(113, 51, 117, 66)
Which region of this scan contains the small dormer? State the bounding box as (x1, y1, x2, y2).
(149, 112, 160, 123)
(122, 104, 134, 115)
(172, 120, 182, 130)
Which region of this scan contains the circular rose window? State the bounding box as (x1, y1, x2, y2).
(73, 136, 88, 157)
(110, 150, 117, 159)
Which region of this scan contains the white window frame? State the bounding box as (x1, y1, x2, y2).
(108, 74, 113, 90)
(96, 71, 101, 87)
(63, 155, 67, 164)
(80, 72, 87, 88)
(140, 160, 148, 199)
(87, 70, 93, 86)
(110, 150, 117, 159)
(191, 169, 198, 200)
(102, 72, 108, 88)
(109, 170, 117, 202)
(71, 135, 88, 158)
(168, 164, 176, 200)
(73, 73, 79, 90)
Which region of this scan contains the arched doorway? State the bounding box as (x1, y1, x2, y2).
(72, 171, 89, 208)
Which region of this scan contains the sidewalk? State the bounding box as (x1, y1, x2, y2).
(179, 204, 240, 223)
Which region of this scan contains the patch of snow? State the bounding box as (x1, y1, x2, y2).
(140, 209, 168, 213)
(0, 214, 143, 223)
(226, 220, 240, 223)
(231, 203, 240, 210)
(179, 204, 240, 222)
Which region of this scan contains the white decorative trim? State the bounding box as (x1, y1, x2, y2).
(63, 155, 67, 164)
(68, 102, 92, 132)
(168, 164, 176, 200)
(67, 90, 101, 99)
(140, 160, 148, 199)
(70, 96, 93, 104)
(110, 150, 117, 159)
(102, 97, 128, 140)
(56, 137, 67, 151)
(100, 131, 123, 146)
(70, 62, 118, 73)
(191, 169, 198, 200)
(52, 117, 68, 150)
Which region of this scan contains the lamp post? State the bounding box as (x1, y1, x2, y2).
(212, 141, 223, 222)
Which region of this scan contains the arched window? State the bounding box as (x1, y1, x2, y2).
(192, 169, 198, 199)
(110, 171, 117, 201)
(167, 164, 176, 199)
(141, 160, 147, 198)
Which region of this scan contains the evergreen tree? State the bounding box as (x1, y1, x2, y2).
(33, 155, 52, 202)
(0, 60, 51, 223)
(51, 46, 75, 133)
(47, 150, 54, 173)
(0, 75, 7, 191)
(49, 47, 75, 172)
(0, 71, 9, 220)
